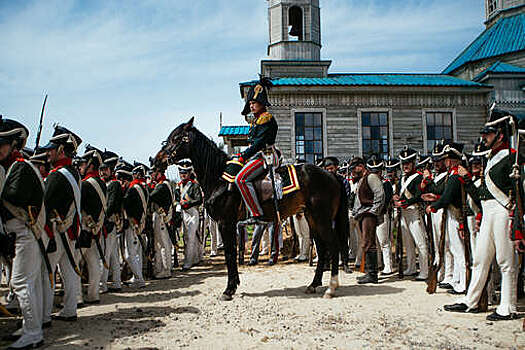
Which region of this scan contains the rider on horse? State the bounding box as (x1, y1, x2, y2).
(234, 77, 278, 225)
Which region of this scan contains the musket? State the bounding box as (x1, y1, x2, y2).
(460, 182, 472, 290)
(427, 209, 447, 294)
(395, 176, 404, 279)
(425, 212, 435, 268)
(34, 94, 47, 152)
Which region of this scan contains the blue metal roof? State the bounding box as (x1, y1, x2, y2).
(240, 74, 490, 88)
(443, 12, 525, 74)
(219, 125, 249, 136)
(474, 61, 525, 81)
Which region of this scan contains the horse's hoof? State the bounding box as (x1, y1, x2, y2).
(305, 286, 316, 294)
(220, 293, 233, 301)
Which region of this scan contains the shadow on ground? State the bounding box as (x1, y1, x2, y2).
(241, 283, 405, 299)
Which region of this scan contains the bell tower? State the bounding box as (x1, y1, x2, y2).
(267, 0, 321, 60)
(262, 0, 331, 78)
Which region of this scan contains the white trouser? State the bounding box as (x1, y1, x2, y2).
(293, 214, 310, 260)
(349, 214, 361, 263)
(7, 218, 44, 345)
(401, 206, 428, 278)
(83, 238, 103, 302)
(376, 213, 393, 274)
(467, 215, 478, 261)
(125, 226, 144, 284)
(44, 231, 81, 320)
(182, 207, 201, 268)
(447, 211, 466, 292)
(458, 200, 517, 316)
(260, 228, 270, 254)
(153, 212, 172, 278)
(209, 218, 222, 255)
(101, 230, 121, 291)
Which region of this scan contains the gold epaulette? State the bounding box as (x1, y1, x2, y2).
(256, 112, 273, 125)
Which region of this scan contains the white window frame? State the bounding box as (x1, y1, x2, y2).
(357, 108, 393, 158)
(422, 108, 457, 154)
(487, 0, 499, 14)
(291, 108, 327, 162)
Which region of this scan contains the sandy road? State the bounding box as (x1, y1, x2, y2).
(1, 259, 524, 349)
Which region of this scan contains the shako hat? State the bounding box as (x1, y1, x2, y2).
(132, 161, 149, 177)
(30, 147, 48, 166)
(431, 140, 446, 161)
(101, 150, 119, 169)
(366, 155, 384, 172)
(442, 141, 464, 160)
(81, 145, 103, 168)
(469, 139, 490, 164)
(0, 116, 29, 149)
(115, 160, 134, 181)
(41, 125, 82, 155)
(481, 105, 516, 136)
(241, 77, 272, 116)
(399, 146, 417, 163)
(385, 157, 400, 171)
(177, 158, 193, 174)
(416, 154, 431, 169)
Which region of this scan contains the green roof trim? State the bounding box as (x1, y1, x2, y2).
(240, 74, 490, 88)
(473, 61, 525, 81)
(443, 12, 525, 74)
(219, 125, 249, 137)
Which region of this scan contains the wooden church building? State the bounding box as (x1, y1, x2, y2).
(219, 0, 525, 163)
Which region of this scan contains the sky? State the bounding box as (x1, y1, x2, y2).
(0, 0, 485, 163)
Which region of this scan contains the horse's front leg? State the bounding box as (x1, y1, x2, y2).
(306, 235, 324, 294)
(219, 221, 240, 301)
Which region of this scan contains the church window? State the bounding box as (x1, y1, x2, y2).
(361, 112, 389, 160)
(488, 0, 498, 14)
(288, 6, 303, 41)
(425, 112, 453, 152)
(295, 112, 323, 163)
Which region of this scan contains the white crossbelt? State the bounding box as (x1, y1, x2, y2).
(58, 168, 82, 220)
(400, 172, 419, 198)
(485, 149, 511, 210)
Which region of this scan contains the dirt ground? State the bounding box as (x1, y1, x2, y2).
(1, 257, 524, 350)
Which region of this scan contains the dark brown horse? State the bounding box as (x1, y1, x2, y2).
(154, 118, 347, 300)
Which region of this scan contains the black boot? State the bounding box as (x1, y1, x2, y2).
(358, 251, 378, 284)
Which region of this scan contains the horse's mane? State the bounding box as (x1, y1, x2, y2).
(189, 127, 229, 198)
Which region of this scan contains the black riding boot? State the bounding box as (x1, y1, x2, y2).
(358, 251, 378, 284)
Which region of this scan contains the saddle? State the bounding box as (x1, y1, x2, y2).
(221, 160, 300, 203)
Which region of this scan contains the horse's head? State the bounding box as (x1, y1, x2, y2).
(153, 117, 195, 170)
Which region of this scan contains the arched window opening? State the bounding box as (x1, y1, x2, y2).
(288, 6, 303, 41)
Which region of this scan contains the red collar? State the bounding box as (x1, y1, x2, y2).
(157, 175, 167, 183)
(491, 141, 509, 156)
(449, 166, 459, 175)
(179, 178, 192, 186)
(50, 158, 72, 173)
(129, 178, 145, 188)
(82, 170, 99, 181)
